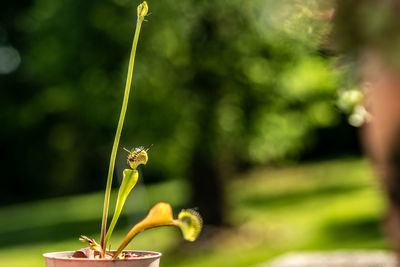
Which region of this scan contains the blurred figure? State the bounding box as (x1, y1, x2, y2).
(361, 53, 400, 262)
(335, 0, 400, 263)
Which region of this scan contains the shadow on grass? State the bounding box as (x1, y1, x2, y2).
(320, 215, 383, 245)
(240, 184, 364, 208)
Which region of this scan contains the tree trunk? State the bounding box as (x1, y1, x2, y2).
(186, 11, 227, 226)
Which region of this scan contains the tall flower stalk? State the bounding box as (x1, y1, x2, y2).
(100, 1, 148, 254)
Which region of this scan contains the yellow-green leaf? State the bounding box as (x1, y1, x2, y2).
(104, 169, 139, 249)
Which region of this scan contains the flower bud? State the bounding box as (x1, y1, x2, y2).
(137, 1, 148, 19)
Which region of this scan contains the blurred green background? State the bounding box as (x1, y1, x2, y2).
(0, 0, 388, 266)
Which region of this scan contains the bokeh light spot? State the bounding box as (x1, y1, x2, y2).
(0, 46, 20, 74)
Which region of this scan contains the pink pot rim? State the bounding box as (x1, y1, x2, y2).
(43, 250, 162, 261)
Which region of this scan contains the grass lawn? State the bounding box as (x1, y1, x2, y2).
(0, 157, 390, 266)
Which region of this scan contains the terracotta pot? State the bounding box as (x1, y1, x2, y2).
(43, 251, 161, 267)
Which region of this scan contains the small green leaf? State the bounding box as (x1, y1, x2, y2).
(104, 169, 139, 249)
(79, 235, 103, 255)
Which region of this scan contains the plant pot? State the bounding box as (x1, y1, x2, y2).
(43, 251, 161, 267)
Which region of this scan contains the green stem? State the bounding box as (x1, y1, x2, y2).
(100, 14, 145, 254)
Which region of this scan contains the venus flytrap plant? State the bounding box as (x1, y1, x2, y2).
(104, 146, 151, 250)
(113, 203, 203, 259)
(77, 1, 202, 260)
(99, 1, 148, 254)
(176, 209, 203, 242)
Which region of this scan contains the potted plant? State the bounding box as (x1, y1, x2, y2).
(43, 2, 202, 266)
